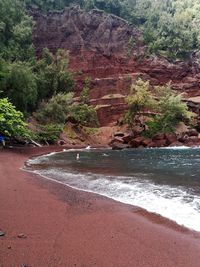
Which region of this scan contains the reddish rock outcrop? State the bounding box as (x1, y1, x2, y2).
(31, 6, 141, 57)
(108, 128, 200, 149)
(165, 133, 177, 145)
(31, 6, 200, 126)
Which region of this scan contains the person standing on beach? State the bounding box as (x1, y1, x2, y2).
(0, 135, 5, 148)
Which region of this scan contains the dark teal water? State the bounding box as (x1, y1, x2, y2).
(27, 147, 200, 231)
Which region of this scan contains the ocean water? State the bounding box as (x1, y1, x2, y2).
(27, 147, 200, 232)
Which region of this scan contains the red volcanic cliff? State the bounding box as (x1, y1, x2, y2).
(31, 6, 200, 126)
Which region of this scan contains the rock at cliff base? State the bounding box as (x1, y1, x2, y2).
(165, 133, 177, 145)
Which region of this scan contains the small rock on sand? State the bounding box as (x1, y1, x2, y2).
(17, 233, 27, 239)
(0, 230, 5, 237)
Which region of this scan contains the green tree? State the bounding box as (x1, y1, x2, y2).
(70, 104, 99, 127)
(0, 0, 34, 62)
(140, 0, 199, 59)
(126, 79, 193, 135)
(2, 62, 38, 113)
(35, 91, 99, 127)
(35, 92, 74, 124)
(146, 9, 196, 58)
(125, 78, 155, 127)
(0, 98, 29, 137)
(154, 85, 193, 130)
(36, 48, 74, 100)
(0, 59, 9, 89)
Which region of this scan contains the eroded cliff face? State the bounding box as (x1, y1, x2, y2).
(32, 6, 140, 56)
(31, 6, 200, 126)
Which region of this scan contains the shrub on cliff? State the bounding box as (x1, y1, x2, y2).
(69, 104, 99, 127)
(36, 123, 63, 144)
(35, 92, 74, 124)
(125, 79, 156, 128)
(35, 90, 99, 127)
(80, 76, 91, 104)
(126, 79, 193, 136)
(146, 85, 194, 136)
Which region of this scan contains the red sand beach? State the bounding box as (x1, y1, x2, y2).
(0, 147, 200, 267)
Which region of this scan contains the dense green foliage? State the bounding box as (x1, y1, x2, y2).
(126, 79, 193, 136)
(36, 91, 99, 127)
(69, 104, 99, 127)
(36, 123, 63, 144)
(26, 0, 122, 15)
(0, 48, 74, 113)
(35, 48, 74, 101)
(1, 61, 38, 113)
(35, 92, 74, 124)
(146, 85, 193, 136)
(0, 0, 34, 62)
(0, 98, 29, 137)
(141, 0, 199, 59)
(125, 79, 154, 127)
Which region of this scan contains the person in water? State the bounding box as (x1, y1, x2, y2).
(76, 153, 80, 160)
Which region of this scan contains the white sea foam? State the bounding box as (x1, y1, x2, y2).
(161, 146, 200, 150)
(31, 167, 200, 232)
(161, 146, 189, 150)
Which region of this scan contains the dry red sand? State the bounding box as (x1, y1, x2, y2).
(0, 147, 200, 267)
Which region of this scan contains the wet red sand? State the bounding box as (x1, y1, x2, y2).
(0, 146, 200, 267)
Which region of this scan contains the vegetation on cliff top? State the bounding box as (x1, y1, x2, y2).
(27, 0, 200, 59)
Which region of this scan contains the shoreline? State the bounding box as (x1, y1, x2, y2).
(1, 146, 200, 266)
(24, 158, 199, 235)
(26, 146, 200, 233)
